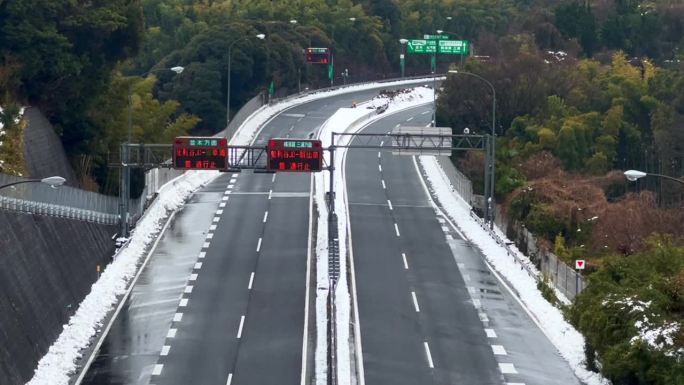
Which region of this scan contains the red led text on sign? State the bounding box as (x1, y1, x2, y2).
(267, 139, 323, 172)
(306, 48, 330, 64)
(173, 137, 228, 170)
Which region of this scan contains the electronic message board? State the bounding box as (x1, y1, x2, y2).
(268, 139, 323, 172)
(306, 48, 330, 64)
(173, 137, 228, 170)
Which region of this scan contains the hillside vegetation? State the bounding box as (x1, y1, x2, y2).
(1, 2, 683, 382)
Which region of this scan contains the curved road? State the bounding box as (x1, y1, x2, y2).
(346, 105, 582, 385)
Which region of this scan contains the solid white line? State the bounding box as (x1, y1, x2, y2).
(300, 174, 313, 385)
(263, 211, 269, 223)
(499, 363, 518, 374)
(184, 286, 193, 294)
(74, 211, 178, 385)
(173, 313, 183, 322)
(198, 251, 206, 259)
(226, 373, 233, 385)
(485, 328, 497, 338)
(387, 200, 393, 210)
(424, 342, 434, 368)
(160, 345, 171, 356)
(402, 253, 409, 269)
(189, 273, 198, 281)
(248, 272, 255, 290)
(179, 298, 188, 307)
(256, 237, 262, 252)
(194, 262, 203, 270)
(411, 292, 420, 312)
(378, 164, 382, 172)
(492, 345, 507, 355)
(381, 180, 386, 189)
(394, 223, 401, 237)
(219, 202, 227, 208)
(152, 364, 164, 376)
(167, 329, 177, 338)
(237, 315, 245, 338)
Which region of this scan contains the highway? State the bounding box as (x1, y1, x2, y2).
(346, 105, 582, 385)
(77, 85, 420, 385)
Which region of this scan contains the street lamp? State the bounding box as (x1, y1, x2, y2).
(122, 65, 184, 237)
(624, 169, 684, 185)
(399, 38, 408, 78)
(290, 19, 298, 24)
(448, 69, 497, 228)
(227, 33, 266, 127)
(0, 176, 66, 191)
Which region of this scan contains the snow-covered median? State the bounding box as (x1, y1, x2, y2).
(313, 86, 434, 385)
(418, 155, 609, 385)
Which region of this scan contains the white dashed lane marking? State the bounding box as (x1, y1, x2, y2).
(378, 152, 381, 158)
(499, 363, 518, 374)
(152, 364, 164, 376)
(394, 223, 401, 237)
(485, 328, 497, 338)
(402, 253, 409, 269)
(387, 200, 393, 211)
(492, 345, 507, 355)
(206, 233, 214, 239)
(184, 286, 193, 294)
(381, 180, 386, 189)
(263, 211, 268, 223)
(226, 373, 233, 385)
(219, 202, 227, 208)
(272, 174, 276, 183)
(209, 225, 217, 231)
(256, 238, 262, 252)
(173, 313, 183, 322)
(194, 262, 203, 270)
(179, 298, 188, 307)
(160, 345, 171, 356)
(202, 242, 210, 249)
(213, 217, 220, 223)
(407, 117, 414, 122)
(167, 329, 177, 338)
(423, 342, 434, 368)
(221, 196, 229, 202)
(198, 251, 206, 259)
(411, 291, 420, 312)
(216, 209, 223, 215)
(237, 315, 245, 339)
(378, 164, 382, 172)
(189, 274, 198, 281)
(248, 272, 255, 290)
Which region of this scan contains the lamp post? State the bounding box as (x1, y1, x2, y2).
(0, 176, 66, 191)
(122, 66, 184, 237)
(330, 17, 357, 87)
(227, 33, 266, 127)
(448, 69, 497, 228)
(624, 170, 684, 185)
(399, 38, 408, 78)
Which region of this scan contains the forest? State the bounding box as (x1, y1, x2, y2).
(1, 1, 684, 383)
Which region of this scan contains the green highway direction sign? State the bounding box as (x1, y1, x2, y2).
(406, 39, 469, 55)
(438, 39, 470, 55)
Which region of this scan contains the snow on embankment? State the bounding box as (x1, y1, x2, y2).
(418, 155, 609, 385)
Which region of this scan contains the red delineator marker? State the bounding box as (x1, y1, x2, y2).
(575, 260, 585, 270)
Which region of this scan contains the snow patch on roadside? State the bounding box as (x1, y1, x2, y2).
(418, 155, 609, 385)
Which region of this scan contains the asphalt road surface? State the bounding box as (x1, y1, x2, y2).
(346, 105, 582, 385)
(77, 83, 426, 385)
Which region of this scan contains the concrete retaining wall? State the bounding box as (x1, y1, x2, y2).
(0, 211, 116, 385)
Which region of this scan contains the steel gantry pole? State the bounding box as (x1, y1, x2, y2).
(448, 70, 496, 228)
